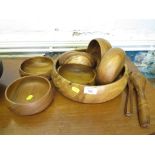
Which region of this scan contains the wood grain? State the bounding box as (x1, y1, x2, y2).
(0, 57, 155, 134)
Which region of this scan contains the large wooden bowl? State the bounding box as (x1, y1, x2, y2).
(19, 56, 53, 79)
(0, 60, 3, 79)
(51, 56, 128, 103)
(58, 51, 96, 67)
(5, 76, 54, 115)
(87, 38, 112, 66)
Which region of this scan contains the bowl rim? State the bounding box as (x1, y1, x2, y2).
(5, 75, 52, 105)
(19, 56, 53, 75)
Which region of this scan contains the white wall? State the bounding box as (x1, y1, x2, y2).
(0, 0, 155, 47)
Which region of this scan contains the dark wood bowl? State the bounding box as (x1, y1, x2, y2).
(58, 51, 96, 67)
(58, 64, 96, 85)
(51, 55, 128, 103)
(0, 60, 3, 79)
(5, 76, 54, 115)
(87, 38, 112, 66)
(19, 56, 53, 79)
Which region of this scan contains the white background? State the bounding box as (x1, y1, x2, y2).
(0, 0, 155, 26)
(0, 0, 155, 42)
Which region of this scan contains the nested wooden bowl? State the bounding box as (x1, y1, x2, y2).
(51, 55, 129, 103)
(58, 64, 96, 85)
(96, 48, 126, 84)
(58, 51, 96, 67)
(0, 60, 3, 79)
(19, 56, 53, 79)
(5, 76, 54, 115)
(87, 38, 112, 66)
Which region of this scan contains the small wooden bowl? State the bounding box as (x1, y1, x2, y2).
(0, 60, 3, 79)
(51, 55, 128, 103)
(5, 76, 54, 115)
(58, 64, 96, 85)
(58, 51, 96, 67)
(87, 38, 112, 66)
(19, 56, 53, 79)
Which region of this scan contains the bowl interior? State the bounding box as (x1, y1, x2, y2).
(87, 40, 101, 65)
(58, 51, 96, 67)
(21, 57, 53, 74)
(58, 64, 96, 85)
(6, 76, 50, 104)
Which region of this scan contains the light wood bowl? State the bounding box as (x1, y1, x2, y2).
(58, 51, 96, 67)
(0, 60, 3, 79)
(96, 48, 126, 84)
(58, 64, 96, 85)
(87, 38, 112, 66)
(19, 56, 53, 79)
(5, 76, 54, 115)
(51, 56, 128, 103)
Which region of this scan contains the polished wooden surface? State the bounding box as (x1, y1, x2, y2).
(0, 57, 155, 134)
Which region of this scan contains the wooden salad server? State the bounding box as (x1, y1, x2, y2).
(130, 72, 150, 128)
(124, 74, 135, 117)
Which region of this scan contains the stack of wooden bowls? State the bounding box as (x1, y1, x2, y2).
(4, 38, 129, 115)
(5, 56, 54, 115)
(51, 38, 129, 103)
(57, 51, 96, 85)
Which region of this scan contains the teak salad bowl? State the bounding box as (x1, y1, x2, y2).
(19, 56, 53, 79)
(87, 38, 112, 66)
(5, 76, 54, 115)
(96, 48, 126, 84)
(51, 54, 129, 103)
